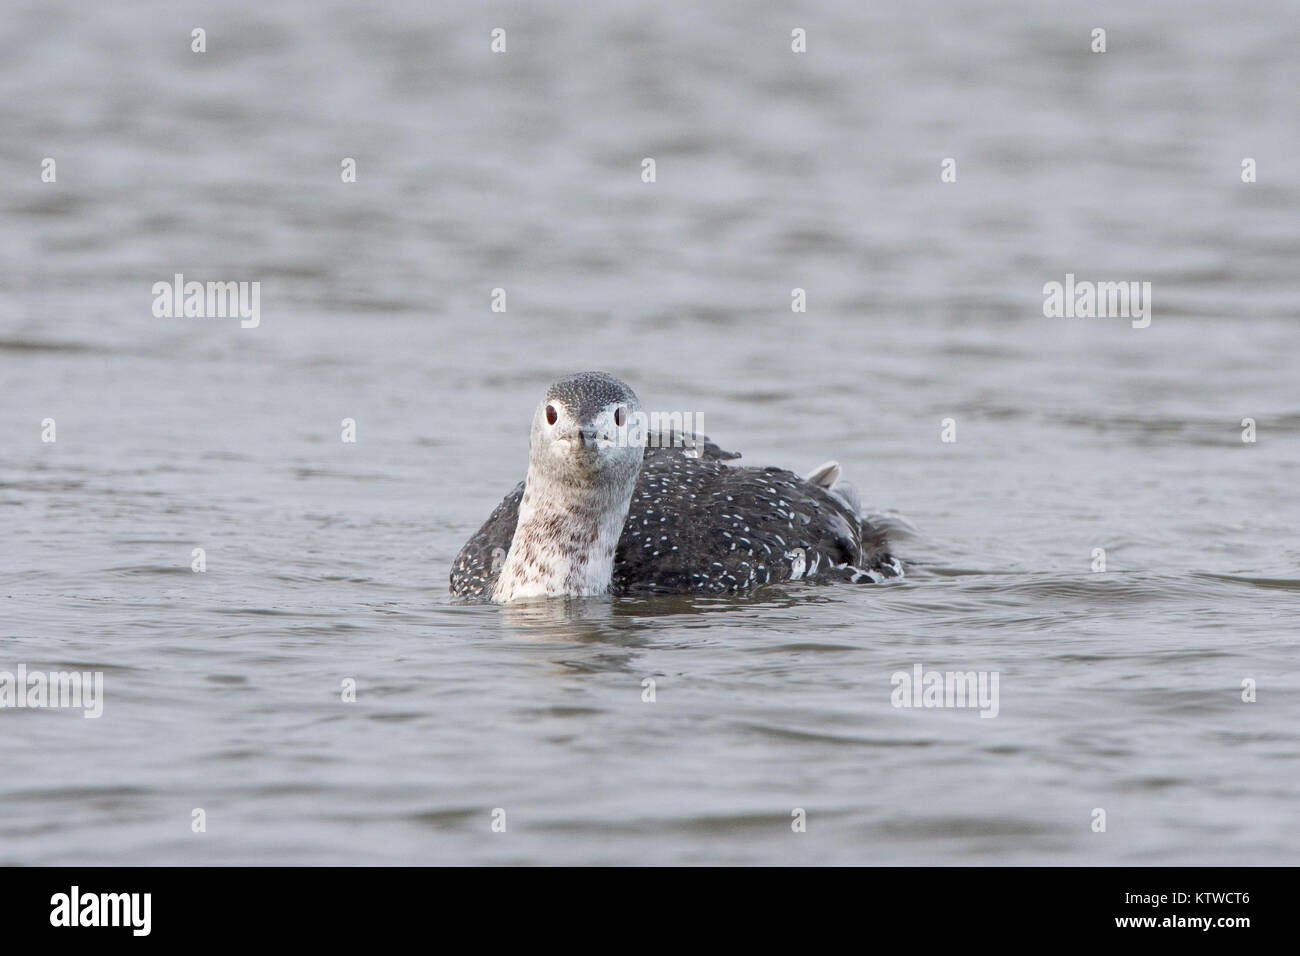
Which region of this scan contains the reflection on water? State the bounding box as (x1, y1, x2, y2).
(498, 597, 632, 648)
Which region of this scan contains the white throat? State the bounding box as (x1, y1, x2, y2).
(492, 467, 635, 603)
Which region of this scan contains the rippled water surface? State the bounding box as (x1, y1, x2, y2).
(2, 0, 1298, 865)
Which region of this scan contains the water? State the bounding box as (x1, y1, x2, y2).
(2, 0, 1298, 865)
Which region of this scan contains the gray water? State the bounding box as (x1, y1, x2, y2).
(2, 0, 1298, 865)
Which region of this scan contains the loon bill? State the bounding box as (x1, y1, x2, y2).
(449, 371, 903, 603)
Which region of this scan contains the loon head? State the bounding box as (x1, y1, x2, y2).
(494, 372, 645, 602)
(527, 371, 645, 489)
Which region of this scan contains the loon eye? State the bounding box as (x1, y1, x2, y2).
(545, 404, 558, 426)
(614, 406, 626, 427)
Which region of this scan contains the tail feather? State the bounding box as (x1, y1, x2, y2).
(807, 459, 904, 581)
(805, 460, 841, 489)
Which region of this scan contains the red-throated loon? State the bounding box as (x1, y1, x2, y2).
(450, 371, 902, 602)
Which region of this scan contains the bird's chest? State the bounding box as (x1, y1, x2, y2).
(494, 525, 618, 600)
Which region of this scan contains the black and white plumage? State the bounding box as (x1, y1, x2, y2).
(449, 372, 902, 602)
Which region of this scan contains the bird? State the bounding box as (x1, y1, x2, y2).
(450, 371, 902, 602)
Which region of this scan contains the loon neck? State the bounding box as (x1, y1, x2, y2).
(493, 469, 635, 602)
